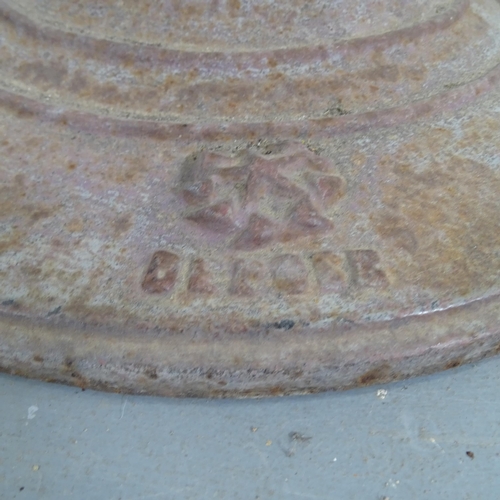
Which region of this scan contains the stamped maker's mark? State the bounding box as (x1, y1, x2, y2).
(141, 143, 388, 297)
(142, 249, 388, 296)
(178, 142, 345, 250)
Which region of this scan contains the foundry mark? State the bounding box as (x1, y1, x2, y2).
(142, 248, 388, 296)
(177, 142, 345, 250)
(142, 143, 388, 296)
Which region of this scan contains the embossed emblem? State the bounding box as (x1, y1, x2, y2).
(178, 142, 345, 250)
(142, 144, 389, 297)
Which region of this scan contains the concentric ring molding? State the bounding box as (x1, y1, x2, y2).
(1, 0, 500, 396)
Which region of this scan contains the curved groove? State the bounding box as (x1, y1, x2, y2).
(1, 283, 500, 340)
(0, 0, 470, 76)
(1, 58, 499, 142)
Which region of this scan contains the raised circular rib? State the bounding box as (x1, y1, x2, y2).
(2, 0, 497, 124)
(4, 0, 467, 51)
(1, 57, 500, 141)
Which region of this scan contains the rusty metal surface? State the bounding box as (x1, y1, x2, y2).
(1, 0, 500, 397)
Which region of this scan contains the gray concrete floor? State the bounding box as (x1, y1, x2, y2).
(1, 357, 500, 500)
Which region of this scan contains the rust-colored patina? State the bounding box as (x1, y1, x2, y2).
(2, 0, 500, 396)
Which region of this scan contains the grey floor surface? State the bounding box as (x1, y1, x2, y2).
(1, 357, 500, 500)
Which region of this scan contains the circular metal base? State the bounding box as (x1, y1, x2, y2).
(2, 0, 500, 396)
